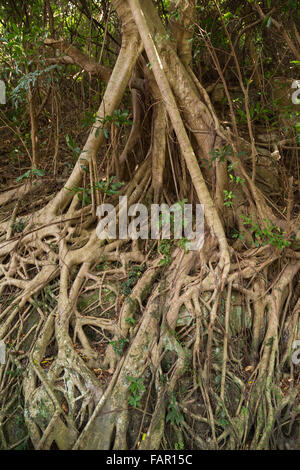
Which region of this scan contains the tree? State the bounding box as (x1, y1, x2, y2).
(0, 0, 300, 450)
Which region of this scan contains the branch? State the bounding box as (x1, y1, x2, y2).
(254, 4, 300, 61)
(68, 0, 121, 48)
(44, 38, 112, 83)
(44, 38, 145, 91)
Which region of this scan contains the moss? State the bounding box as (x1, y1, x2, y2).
(127, 297, 139, 316)
(141, 282, 153, 302)
(3, 410, 28, 448)
(78, 292, 99, 312)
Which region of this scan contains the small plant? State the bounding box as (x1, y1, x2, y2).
(215, 399, 230, 429)
(228, 173, 245, 185)
(16, 166, 45, 182)
(157, 200, 192, 257)
(65, 185, 91, 206)
(127, 376, 145, 408)
(125, 317, 136, 326)
(95, 109, 133, 139)
(227, 161, 238, 171)
(158, 239, 172, 266)
(170, 8, 181, 21)
(223, 190, 235, 207)
(121, 264, 146, 296)
(236, 101, 273, 124)
(65, 134, 81, 159)
(209, 145, 233, 166)
(166, 394, 184, 426)
(12, 218, 26, 233)
(110, 336, 129, 356)
(111, 109, 133, 127)
(11, 65, 58, 107)
(66, 177, 124, 206)
(240, 215, 291, 250)
(93, 176, 124, 195)
(7, 366, 23, 377)
(95, 261, 109, 271)
(174, 441, 184, 450)
(231, 229, 243, 241)
(217, 410, 229, 429)
(177, 237, 190, 253)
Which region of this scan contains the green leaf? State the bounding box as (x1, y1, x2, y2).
(262, 16, 270, 29)
(158, 258, 167, 266)
(32, 167, 45, 177)
(16, 169, 31, 182)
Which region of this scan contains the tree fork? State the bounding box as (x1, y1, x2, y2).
(127, 0, 230, 288)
